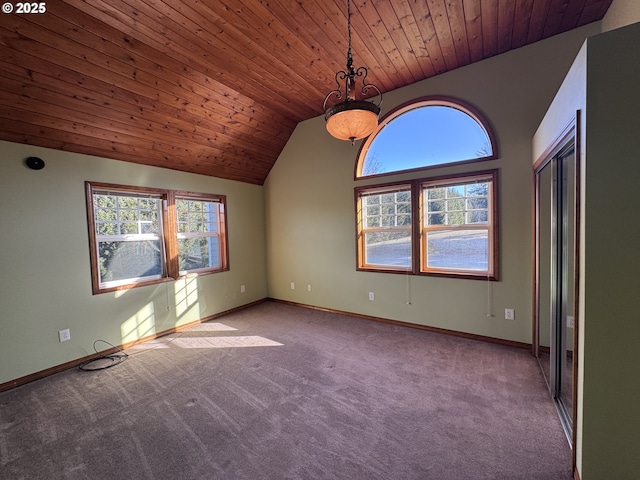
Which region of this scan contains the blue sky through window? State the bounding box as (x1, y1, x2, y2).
(362, 105, 492, 176)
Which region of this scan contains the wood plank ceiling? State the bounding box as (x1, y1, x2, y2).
(0, 0, 612, 185)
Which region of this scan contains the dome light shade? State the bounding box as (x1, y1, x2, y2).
(325, 100, 381, 144)
(323, 0, 382, 145)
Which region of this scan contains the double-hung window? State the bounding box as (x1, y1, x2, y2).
(421, 172, 497, 277)
(176, 195, 226, 274)
(356, 185, 412, 270)
(355, 170, 498, 280)
(86, 183, 228, 294)
(90, 187, 166, 289)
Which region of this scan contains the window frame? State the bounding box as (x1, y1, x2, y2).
(355, 182, 414, 273)
(419, 170, 499, 280)
(86, 182, 229, 294)
(355, 96, 499, 180)
(355, 169, 499, 280)
(173, 191, 229, 277)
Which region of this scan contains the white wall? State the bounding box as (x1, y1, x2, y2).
(265, 23, 600, 345)
(0, 141, 268, 385)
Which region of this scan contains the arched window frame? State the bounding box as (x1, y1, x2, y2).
(353, 96, 500, 280)
(355, 96, 499, 180)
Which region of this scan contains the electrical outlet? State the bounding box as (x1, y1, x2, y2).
(368, 292, 375, 301)
(290, 282, 295, 290)
(567, 316, 574, 328)
(505, 308, 515, 320)
(307, 284, 312, 292)
(240, 285, 245, 293)
(58, 328, 71, 342)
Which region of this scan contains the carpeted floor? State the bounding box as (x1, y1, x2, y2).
(0, 301, 571, 479)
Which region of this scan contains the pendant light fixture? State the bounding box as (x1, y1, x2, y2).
(323, 0, 382, 145)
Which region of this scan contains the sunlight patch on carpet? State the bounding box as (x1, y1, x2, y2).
(171, 336, 283, 349)
(187, 322, 238, 332)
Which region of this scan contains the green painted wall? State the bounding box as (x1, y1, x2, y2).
(533, 16, 640, 479)
(265, 23, 600, 345)
(580, 22, 640, 479)
(0, 141, 267, 385)
(532, 41, 588, 475)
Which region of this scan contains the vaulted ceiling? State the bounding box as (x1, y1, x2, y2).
(0, 0, 612, 184)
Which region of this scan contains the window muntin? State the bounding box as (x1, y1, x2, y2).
(92, 190, 166, 289)
(355, 170, 498, 279)
(421, 173, 496, 278)
(86, 183, 228, 294)
(176, 197, 226, 274)
(358, 186, 412, 270)
(356, 97, 497, 179)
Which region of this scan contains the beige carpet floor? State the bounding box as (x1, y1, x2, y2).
(0, 301, 571, 479)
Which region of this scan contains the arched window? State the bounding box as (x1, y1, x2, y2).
(354, 97, 499, 280)
(356, 97, 498, 179)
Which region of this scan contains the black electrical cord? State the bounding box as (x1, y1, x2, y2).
(78, 340, 129, 372)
